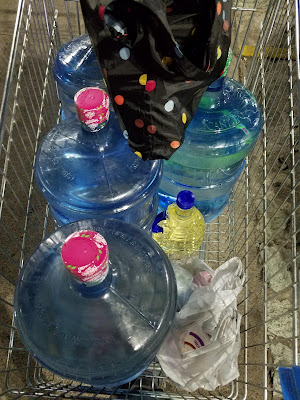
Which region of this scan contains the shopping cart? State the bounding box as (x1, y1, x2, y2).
(0, 0, 299, 398)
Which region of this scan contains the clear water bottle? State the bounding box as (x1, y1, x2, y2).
(152, 191, 205, 260)
(14, 218, 177, 386)
(159, 76, 262, 222)
(35, 87, 162, 229)
(53, 35, 105, 120)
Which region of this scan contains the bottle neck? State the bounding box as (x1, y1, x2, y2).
(207, 77, 225, 91)
(78, 119, 110, 148)
(70, 264, 112, 298)
(80, 117, 109, 134)
(175, 206, 193, 218)
(198, 77, 225, 110)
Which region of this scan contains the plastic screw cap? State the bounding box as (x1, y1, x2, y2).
(176, 190, 195, 210)
(61, 230, 109, 284)
(74, 87, 110, 132)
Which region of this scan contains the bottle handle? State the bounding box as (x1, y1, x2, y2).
(152, 211, 167, 233)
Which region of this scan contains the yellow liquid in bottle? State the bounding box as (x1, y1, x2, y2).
(153, 203, 205, 260)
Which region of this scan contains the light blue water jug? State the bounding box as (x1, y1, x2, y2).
(53, 35, 104, 120)
(35, 88, 162, 229)
(159, 76, 262, 222)
(14, 218, 177, 387)
(159, 160, 246, 222)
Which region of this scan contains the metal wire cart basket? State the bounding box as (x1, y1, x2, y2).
(0, 0, 299, 398)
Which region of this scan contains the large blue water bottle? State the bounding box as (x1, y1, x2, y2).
(14, 218, 177, 386)
(159, 76, 262, 222)
(53, 35, 104, 120)
(35, 87, 162, 229)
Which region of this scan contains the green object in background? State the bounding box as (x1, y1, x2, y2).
(221, 48, 233, 77)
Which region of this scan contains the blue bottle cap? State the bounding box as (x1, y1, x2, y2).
(176, 190, 195, 210)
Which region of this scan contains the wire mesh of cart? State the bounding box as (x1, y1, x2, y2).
(0, 0, 299, 399)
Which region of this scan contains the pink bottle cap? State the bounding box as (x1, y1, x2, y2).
(74, 87, 110, 132)
(61, 230, 109, 284)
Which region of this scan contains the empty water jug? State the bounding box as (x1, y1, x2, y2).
(159, 160, 245, 222)
(53, 35, 104, 120)
(14, 218, 177, 386)
(35, 87, 162, 229)
(159, 76, 262, 222)
(170, 77, 262, 169)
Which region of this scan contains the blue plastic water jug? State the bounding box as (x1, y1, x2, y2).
(35, 87, 162, 229)
(14, 218, 177, 387)
(159, 76, 262, 222)
(53, 35, 104, 120)
(159, 160, 246, 222)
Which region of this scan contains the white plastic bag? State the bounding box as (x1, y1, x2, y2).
(157, 257, 245, 392)
(172, 258, 214, 309)
(172, 263, 194, 309)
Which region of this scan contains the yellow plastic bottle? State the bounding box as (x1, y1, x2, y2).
(152, 191, 205, 260)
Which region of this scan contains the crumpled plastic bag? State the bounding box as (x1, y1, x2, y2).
(157, 257, 245, 392)
(172, 258, 214, 309)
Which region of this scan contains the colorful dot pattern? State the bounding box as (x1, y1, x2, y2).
(147, 125, 157, 134)
(218, 0, 230, 34)
(170, 141, 180, 149)
(123, 130, 129, 139)
(113, 70, 188, 153)
(119, 47, 130, 60)
(135, 119, 144, 128)
(114, 95, 124, 105)
(98, 5, 105, 20)
(223, 20, 229, 31)
(94, 0, 231, 160)
(145, 80, 156, 92)
(164, 100, 174, 112)
(139, 74, 147, 85)
(162, 56, 173, 65)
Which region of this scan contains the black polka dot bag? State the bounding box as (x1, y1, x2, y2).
(80, 0, 231, 161)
